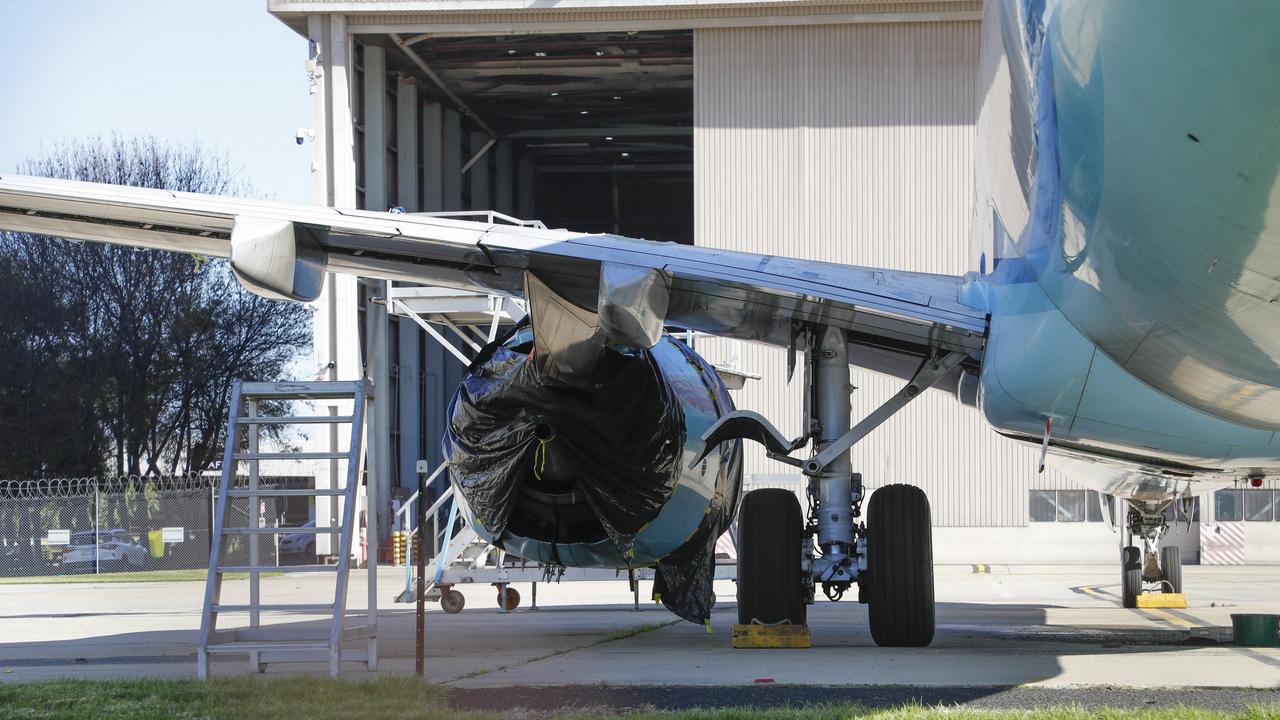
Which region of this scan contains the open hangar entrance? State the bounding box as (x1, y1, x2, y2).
(322, 26, 696, 531)
(367, 29, 693, 244)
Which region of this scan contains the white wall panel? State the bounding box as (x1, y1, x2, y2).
(694, 22, 1067, 527)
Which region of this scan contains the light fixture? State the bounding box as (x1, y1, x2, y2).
(550, 92, 559, 97)
(507, 49, 516, 55)
(612, 96, 622, 101)
(595, 50, 605, 56)
(580, 110, 589, 115)
(535, 51, 547, 57)
(605, 136, 614, 141)
(621, 152, 630, 157)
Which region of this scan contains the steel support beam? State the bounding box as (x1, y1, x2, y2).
(495, 140, 515, 215)
(396, 76, 419, 212)
(442, 109, 463, 209)
(421, 101, 444, 212)
(363, 45, 387, 211)
(517, 153, 535, 219)
(467, 131, 492, 206)
(389, 32, 498, 140)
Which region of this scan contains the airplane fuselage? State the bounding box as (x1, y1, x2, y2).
(969, 0, 1280, 497)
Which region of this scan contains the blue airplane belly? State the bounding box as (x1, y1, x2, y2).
(972, 0, 1280, 477)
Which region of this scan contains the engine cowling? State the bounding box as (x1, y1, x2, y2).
(442, 322, 742, 622)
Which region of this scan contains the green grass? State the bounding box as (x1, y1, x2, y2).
(0, 678, 1276, 720)
(0, 569, 277, 584)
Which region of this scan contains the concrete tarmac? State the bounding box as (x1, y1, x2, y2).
(1, 565, 1278, 698)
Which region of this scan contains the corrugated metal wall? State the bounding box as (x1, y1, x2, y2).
(694, 21, 1069, 527)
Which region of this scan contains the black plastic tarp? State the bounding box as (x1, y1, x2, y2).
(442, 324, 685, 557)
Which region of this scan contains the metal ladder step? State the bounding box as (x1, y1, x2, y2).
(237, 415, 354, 425)
(225, 488, 347, 497)
(212, 622, 373, 641)
(212, 603, 334, 613)
(239, 380, 364, 398)
(218, 564, 338, 573)
(204, 641, 331, 653)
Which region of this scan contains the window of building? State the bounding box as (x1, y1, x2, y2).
(1245, 489, 1276, 522)
(1030, 490, 1105, 523)
(1215, 489, 1243, 521)
(1086, 490, 1105, 522)
(1056, 490, 1086, 522)
(1030, 490, 1056, 522)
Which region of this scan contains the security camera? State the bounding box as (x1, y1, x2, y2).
(295, 128, 315, 145)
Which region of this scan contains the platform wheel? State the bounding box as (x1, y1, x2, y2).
(1121, 546, 1141, 609)
(497, 585, 521, 611)
(866, 484, 935, 647)
(440, 587, 466, 614)
(737, 488, 806, 626)
(1160, 545, 1182, 594)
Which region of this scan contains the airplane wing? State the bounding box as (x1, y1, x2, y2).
(0, 175, 986, 385)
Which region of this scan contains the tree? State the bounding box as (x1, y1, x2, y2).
(0, 135, 311, 479)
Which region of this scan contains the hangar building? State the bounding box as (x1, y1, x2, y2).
(266, 0, 1280, 565)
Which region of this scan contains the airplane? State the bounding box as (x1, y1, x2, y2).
(1, 0, 1276, 647)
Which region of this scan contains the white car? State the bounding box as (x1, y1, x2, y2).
(278, 521, 316, 555)
(60, 529, 148, 571)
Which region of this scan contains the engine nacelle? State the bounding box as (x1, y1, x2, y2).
(443, 323, 742, 622)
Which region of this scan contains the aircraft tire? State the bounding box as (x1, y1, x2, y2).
(867, 484, 935, 647)
(737, 488, 806, 626)
(1121, 546, 1141, 608)
(1160, 546, 1182, 594)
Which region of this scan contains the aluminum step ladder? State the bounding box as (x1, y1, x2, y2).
(198, 380, 378, 679)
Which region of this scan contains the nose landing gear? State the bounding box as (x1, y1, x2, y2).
(1118, 498, 1189, 608)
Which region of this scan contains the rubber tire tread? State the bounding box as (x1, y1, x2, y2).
(867, 484, 935, 647)
(737, 489, 806, 626)
(1121, 546, 1141, 609)
(1160, 545, 1182, 594)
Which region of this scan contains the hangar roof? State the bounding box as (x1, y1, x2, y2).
(269, 0, 981, 36)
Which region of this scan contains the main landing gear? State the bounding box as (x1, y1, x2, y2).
(1117, 498, 1189, 608)
(710, 325, 969, 647)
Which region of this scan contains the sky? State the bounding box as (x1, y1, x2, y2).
(0, 1, 312, 203)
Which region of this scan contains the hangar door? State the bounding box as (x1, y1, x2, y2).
(690, 21, 1060, 528)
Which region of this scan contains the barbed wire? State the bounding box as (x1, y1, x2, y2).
(0, 474, 220, 499)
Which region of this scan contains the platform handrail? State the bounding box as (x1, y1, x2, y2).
(408, 209, 547, 229)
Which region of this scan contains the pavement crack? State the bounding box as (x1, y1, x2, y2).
(441, 619, 679, 684)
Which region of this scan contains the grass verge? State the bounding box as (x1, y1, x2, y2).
(0, 677, 1276, 720)
(0, 569, 277, 584)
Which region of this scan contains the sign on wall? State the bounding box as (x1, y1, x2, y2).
(162, 527, 185, 543)
(46, 529, 70, 546)
(1201, 522, 1245, 565)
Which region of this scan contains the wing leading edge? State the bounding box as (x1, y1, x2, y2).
(0, 175, 986, 383)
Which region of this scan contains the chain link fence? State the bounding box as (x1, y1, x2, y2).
(0, 475, 287, 578)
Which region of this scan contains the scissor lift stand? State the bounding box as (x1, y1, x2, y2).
(198, 380, 378, 679)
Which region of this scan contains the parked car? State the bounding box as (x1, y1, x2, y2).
(60, 529, 149, 571)
(278, 521, 316, 555)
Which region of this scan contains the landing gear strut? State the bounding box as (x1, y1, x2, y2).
(1118, 498, 1189, 607)
(716, 325, 967, 647)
